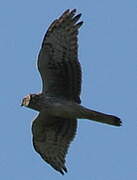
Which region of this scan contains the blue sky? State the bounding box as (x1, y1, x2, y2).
(0, 0, 136, 179)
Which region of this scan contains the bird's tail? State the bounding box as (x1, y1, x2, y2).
(77, 105, 122, 126)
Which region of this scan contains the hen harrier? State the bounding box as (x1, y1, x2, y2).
(21, 9, 121, 175)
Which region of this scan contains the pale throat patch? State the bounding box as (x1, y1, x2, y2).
(23, 95, 31, 106)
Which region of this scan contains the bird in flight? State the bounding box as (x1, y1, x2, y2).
(21, 9, 121, 175)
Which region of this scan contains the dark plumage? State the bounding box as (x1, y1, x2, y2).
(21, 9, 121, 175)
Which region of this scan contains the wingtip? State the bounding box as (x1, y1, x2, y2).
(72, 13, 82, 23)
(64, 9, 70, 13)
(58, 165, 68, 175)
(75, 21, 84, 29)
(59, 170, 65, 175)
(63, 9, 78, 17)
(71, 9, 77, 14)
(63, 166, 68, 173)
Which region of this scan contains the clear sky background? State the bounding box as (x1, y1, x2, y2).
(0, 0, 136, 179)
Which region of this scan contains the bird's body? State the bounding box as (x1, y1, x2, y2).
(27, 94, 121, 126)
(21, 9, 121, 175)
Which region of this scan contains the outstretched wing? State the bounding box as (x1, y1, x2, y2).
(32, 112, 77, 175)
(37, 9, 83, 103)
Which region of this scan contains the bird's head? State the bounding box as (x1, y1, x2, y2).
(21, 94, 31, 107)
(21, 94, 42, 111)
